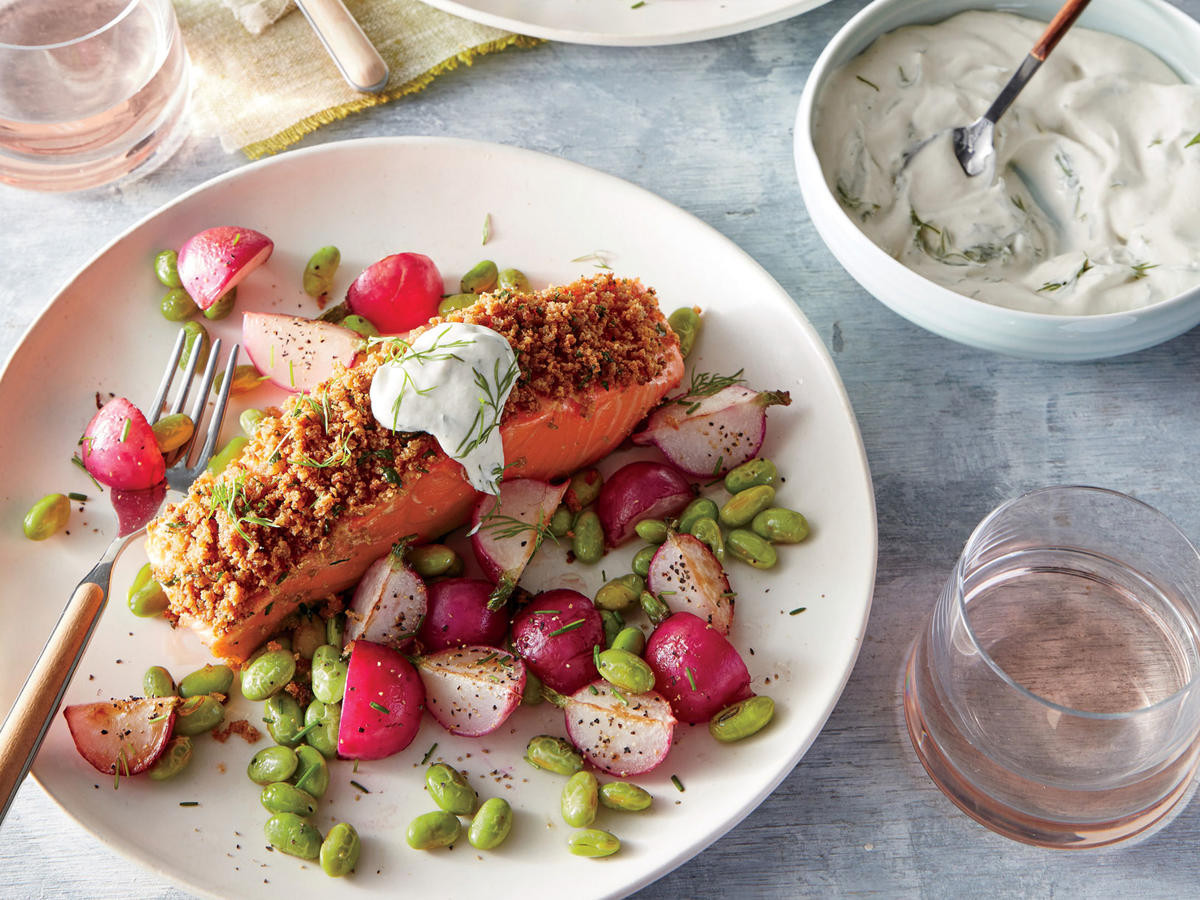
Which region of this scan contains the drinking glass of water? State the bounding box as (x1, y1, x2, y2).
(0, 0, 190, 192)
(904, 485, 1200, 848)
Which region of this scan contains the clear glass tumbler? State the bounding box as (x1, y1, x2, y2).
(0, 0, 190, 192)
(904, 485, 1200, 848)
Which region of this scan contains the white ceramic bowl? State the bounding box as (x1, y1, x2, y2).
(794, 0, 1200, 361)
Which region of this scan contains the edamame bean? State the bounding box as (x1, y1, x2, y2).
(406, 810, 462, 850)
(263, 693, 306, 747)
(408, 543, 460, 579)
(548, 505, 573, 538)
(173, 694, 225, 736)
(292, 615, 326, 660)
(178, 321, 211, 370)
(425, 763, 477, 815)
(320, 822, 361, 877)
(689, 516, 725, 562)
(203, 287, 237, 320)
(709, 695, 775, 742)
(23, 493, 69, 541)
(303, 246, 340, 301)
(460, 259, 498, 294)
(341, 314, 378, 338)
(639, 590, 670, 626)
(599, 781, 653, 812)
(262, 781, 318, 817)
(719, 485, 776, 528)
(726, 529, 778, 569)
(151, 413, 194, 454)
(498, 267, 530, 292)
(154, 249, 182, 288)
(524, 735, 583, 776)
(611, 626, 645, 656)
(207, 436, 248, 476)
(667, 307, 701, 358)
(596, 648, 655, 693)
(751, 507, 810, 544)
(241, 648, 295, 701)
(594, 574, 643, 612)
(311, 644, 348, 704)
(468, 797, 513, 850)
(265, 812, 322, 860)
(566, 468, 603, 511)
(678, 497, 719, 534)
(248, 745, 299, 785)
(239, 408, 266, 436)
(600, 609, 624, 648)
(326, 613, 346, 650)
(567, 828, 620, 858)
(143, 665, 176, 698)
(631, 545, 656, 578)
(724, 458, 778, 494)
(561, 771, 599, 828)
(572, 510, 604, 564)
(160, 288, 198, 321)
(147, 736, 193, 781)
(128, 576, 169, 618)
(634, 519, 668, 544)
(212, 365, 266, 396)
(304, 699, 341, 759)
(293, 745, 330, 798)
(179, 664, 234, 698)
(437, 293, 477, 316)
(522, 670, 545, 706)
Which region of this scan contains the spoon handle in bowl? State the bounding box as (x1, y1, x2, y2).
(1033, 0, 1092, 60)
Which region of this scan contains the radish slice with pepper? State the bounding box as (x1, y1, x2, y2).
(242, 312, 362, 393)
(471, 478, 569, 607)
(63, 697, 179, 776)
(177, 226, 273, 311)
(80, 397, 165, 490)
(647, 531, 734, 634)
(558, 681, 675, 776)
(417, 645, 526, 737)
(344, 547, 427, 651)
(511, 589, 604, 694)
(594, 461, 693, 547)
(644, 612, 752, 725)
(338, 639, 426, 760)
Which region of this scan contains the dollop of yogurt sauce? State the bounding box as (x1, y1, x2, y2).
(814, 11, 1200, 314)
(369, 322, 518, 494)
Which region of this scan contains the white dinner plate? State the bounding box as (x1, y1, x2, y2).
(418, 0, 834, 46)
(0, 137, 876, 899)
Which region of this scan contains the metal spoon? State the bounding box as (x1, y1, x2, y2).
(953, 0, 1091, 176)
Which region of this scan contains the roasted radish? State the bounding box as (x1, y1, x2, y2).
(80, 397, 165, 490)
(471, 478, 569, 607)
(646, 532, 734, 634)
(177, 226, 273, 311)
(555, 681, 675, 776)
(63, 697, 179, 776)
(418, 577, 510, 652)
(417, 645, 526, 737)
(344, 546, 427, 651)
(345, 252, 443, 334)
(338, 639, 426, 760)
(644, 612, 752, 725)
(242, 312, 362, 393)
(594, 461, 693, 547)
(511, 589, 603, 694)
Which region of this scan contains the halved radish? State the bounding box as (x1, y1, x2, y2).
(80, 397, 165, 490)
(643, 612, 752, 725)
(647, 532, 734, 634)
(595, 461, 693, 547)
(632, 385, 791, 477)
(344, 546, 427, 651)
(471, 478, 570, 607)
(510, 589, 603, 694)
(418, 578, 510, 653)
(242, 312, 362, 393)
(560, 681, 675, 776)
(417, 645, 526, 737)
(345, 252, 443, 334)
(338, 639, 426, 760)
(63, 697, 179, 776)
(177, 226, 273, 310)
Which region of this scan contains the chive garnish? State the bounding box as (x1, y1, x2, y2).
(685, 667, 697, 691)
(292, 722, 320, 742)
(369, 701, 391, 714)
(1186, 133, 1200, 148)
(532, 609, 561, 615)
(789, 607, 807, 615)
(548, 618, 586, 637)
(179, 801, 200, 807)
(120, 418, 131, 442)
(421, 743, 438, 765)
(588, 684, 600, 695)
(631, 1, 645, 7)
(482, 212, 492, 245)
(671, 774, 685, 792)
(611, 688, 629, 706)
(350, 780, 370, 794)
(71, 455, 104, 491)
(67, 492, 88, 502)
(855, 74, 880, 91)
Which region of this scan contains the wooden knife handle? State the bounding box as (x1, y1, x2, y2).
(1032, 0, 1092, 60)
(299, 0, 390, 93)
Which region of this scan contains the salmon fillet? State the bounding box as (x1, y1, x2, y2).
(145, 275, 684, 662)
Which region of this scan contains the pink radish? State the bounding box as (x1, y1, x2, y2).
(63, 697, 179, 776)
(418, 578, 510, 653)
(242, 312, 362, 393)
(644, 612, 752, 725)
(595, 461, 693, 547)
(417, 645, 526, 737)
(177, 226, 273, 311)
(647, 532, 734, 634)
(345, 252, 443, 334)
(559, 681, 675, 776)
(338, 639, 426, 760)
(471, 478, 569, 606)
(632, 385, 791, 477)
(511, 589, 603, 694)
(80, 397, 165, 490)
(344, 546, 427, 651)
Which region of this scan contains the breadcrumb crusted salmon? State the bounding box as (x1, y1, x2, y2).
(145, 275, 685, 662)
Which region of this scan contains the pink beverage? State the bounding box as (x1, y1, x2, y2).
(0, 0, 189, 192)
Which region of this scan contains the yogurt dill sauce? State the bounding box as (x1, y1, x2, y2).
(369, 322, 518, 493)
(814, 11, 1200, 315)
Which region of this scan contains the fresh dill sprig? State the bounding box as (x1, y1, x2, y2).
(294, 431, 353, 469)
(675, 369, 746, 413)
(479, 508, 557, 546)
(210, 472, 278, 542)
(570, 250, 613, 270)
(1130, 262, 1159, 280)
(454, 354, 520, 460)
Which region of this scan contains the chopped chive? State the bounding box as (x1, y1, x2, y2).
(179, 801, 200, 807)
(548, 618, 586, 637)
(67, 492, 88, 502)
(482, 212, 492, 245)
(120, 418, 131, 442)
(855, 74, 880, 91)
(532, 609, 561, 615)
(369, 701, 391, 714)
(421, 743, 438, 765)
(588, 684, 600, 695)
(593, 645, 602, 669)
(1187, 132, 1200, 148)
(288, 360, 295, 388)
(292, 721, 320, 742)
(789, 607, 807, 615)
(475, 652, 499, 666)
(611, 688, 629, 706)
(671, 774, 685, 793)
(631, 1, 645, 7)
(685, 667, 697, 691)
(350, 780, 370, 794)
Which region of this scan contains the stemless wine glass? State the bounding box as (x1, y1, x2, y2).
(904, 486, 1200, 848)
(0, 0, 190, 192)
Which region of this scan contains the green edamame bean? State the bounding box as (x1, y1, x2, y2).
(305, 699, 341, 759)
(292, 745, 330, 798)
(634, 518, 668, 544)
(751, 507, 810, 544)
(596, 648, 655, 694)
(326, 613, 346, 650)
(173, 694, 225, 736)
(568, 828, 620, 858)
(203, 287, 237, 321)
(460, 259, 498, 294)
(548, 505, 574, 538)
(561, 771, 599, 828)
(23, 493, 69, 541)
(726, 529, 778, 569)
(689, 516, 725, 562)
(212, 365, 266, 397)
(207, 436, 248, 476)
(631, 545, 656, 578)
(303, 246, 341, 301)
(724, 458, 778, 494)
(263, 693, 306, 747)
(667, 307, 701, 359)
(341, 314, 378, 338)
(265, 812, 322, 860)
(572, 510, 604, 564)
(151, 413, 194, 454)
(436, 293, 477, 316)
(599, 781, 653, 812)
(128, 577, 169, 618)
(611, 626, 645, 656)
(600, 609, 624, 648)
(524, 735, 583, 776)
(147, 735, 193, 781)
(408, 543, 460, 579)
(425, 763, 477, 815)
(179, 664, 234, 698)
(248, 745, 299, 785)
(566, 468, 603, 511)
(678, 497, 719, 534)
(160, 288, 198, 322)
(468, 797, 513, 850)
(639, 590, 670, 626)
(143, 665, 176, 698)
(594, 574, 643, 612)
(719, 485, 776, 528)
(178, 321, 210, 371)
(239, 408, 266, 436)
(406, 810, 462, 850)
(320, 822, 361, 877)
(709, 695, 776, 742)
(154, 249, 181, 288)
(261, 781, 318, 817)
(522, 670, 545, 706)
(292, 615, 326, 660)
(311, 644, 348, 704)
(497, 267, 530, 292)
(241, 648, 295, 701)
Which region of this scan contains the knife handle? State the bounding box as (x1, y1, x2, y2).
(298, 0, 390, 93)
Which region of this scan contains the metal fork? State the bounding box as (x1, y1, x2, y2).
(0, 330, 240, 822)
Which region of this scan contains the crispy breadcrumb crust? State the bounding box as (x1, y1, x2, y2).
(148, 275, 677, 635)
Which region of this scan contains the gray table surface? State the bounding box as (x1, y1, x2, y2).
(5, 0, 1200, 895)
